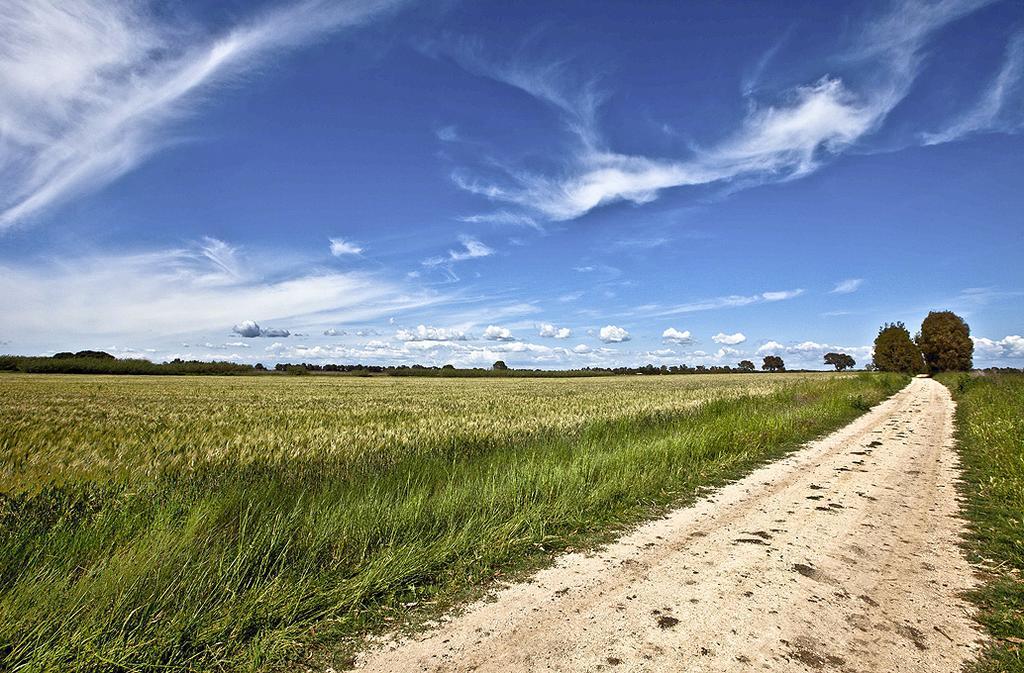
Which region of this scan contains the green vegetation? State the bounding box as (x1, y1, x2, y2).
(938, 372, 1024, 672)
(873, 321, 925, 373)
(871, 309, 975, 373)
(0, 372, 905, 671)
(919, 310, 974, 372)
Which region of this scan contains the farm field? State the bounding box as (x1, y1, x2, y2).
(0, 372, 905, 671)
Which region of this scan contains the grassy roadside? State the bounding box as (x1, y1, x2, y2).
(0, 373, 905, 672)
(938, 372, 1024, 672)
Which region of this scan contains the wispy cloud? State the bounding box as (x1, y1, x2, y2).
(458, 211, 542, 230)
(330, 238, 364, 256)
(921, 32, 1024, 145)
(649, 288, 804, 317)
(0, 0, 404, 230)
(443, 0, 998, 222)
(831, 278, 864, 294)
(0, 237, 435, 340)
(423, 235, 495, 266)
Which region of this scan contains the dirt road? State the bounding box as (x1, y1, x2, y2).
(354, 377, 984, 672)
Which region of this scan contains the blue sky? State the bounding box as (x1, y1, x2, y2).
(1, 0, 1022, 369)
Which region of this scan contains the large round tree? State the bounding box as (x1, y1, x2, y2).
(917, 311, 973, 372)
(873, 322, 924, 373)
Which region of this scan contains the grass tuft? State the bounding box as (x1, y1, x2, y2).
(938, 372, 1024, 673)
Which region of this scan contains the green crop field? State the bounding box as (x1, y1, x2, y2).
(0, 372, 906, 672)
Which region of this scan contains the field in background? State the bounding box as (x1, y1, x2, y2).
(939, 372, 1024, 672)
(0, 372, 905, 671)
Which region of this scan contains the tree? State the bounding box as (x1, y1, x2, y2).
(873, 322, 923, 373)
(917, 310, 973, 372)
(737, 360, 756, 372)
(824, 352, 856, 371)
(492, 360, 508, 371)
(762, 355, 785, 372)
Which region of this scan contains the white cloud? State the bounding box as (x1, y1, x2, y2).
(831, 278, 864, 294)
(0, 0, 405, 230)
(0, 237, 437, 341)
(761, 289, 804, 301)
(423, 235, 495, 266)
(661, 327, 693, 344)
(922, 33, 1024, 145)
(757, 340, 786, 354)
(394, 325, 468, 342)
(459, 211, 541, 230)
(323, 328, 345, 336)
(573, 344, 592, 354)
(650, 288, 804, 316)
(599, 325, 630, 343)
(538, 323, 572, 339)
(483, 325, 515, 341)
(973, 335, 1024, 358)
(445, 1, 995, 222)
(260, 327, 291, 338)
(712, 332, 746, 345)
(329, 238, 363, 256)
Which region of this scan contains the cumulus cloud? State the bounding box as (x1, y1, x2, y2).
(831, 278, 864, 294)
(394, 325, 468, 342)
(538, 323, 572, 339)
(232, 320, 262, 338)
(232, 320, 290, 338)
(573, 344, 592, 354)
(0, 0, 406, 230)
(329, 238, 363, 256)
(599, 325, 630, 343)
(423, 235, 495, 266)
(756, 340, 786, 354)
(483, 325, 515, 341)
(712, 332, 746, 345)
(323, 328, 345, 336)
(661, 327, 693, 344)
(973, 335, 1024, 358)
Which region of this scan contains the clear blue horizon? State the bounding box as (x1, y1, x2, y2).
(1, 0, 1021, 369)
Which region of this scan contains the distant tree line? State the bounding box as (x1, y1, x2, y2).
(0, 353, 255, 376)
(0, 352, 821, 377)
(871, 310, 974, 374)
(1, 314, 991, 377)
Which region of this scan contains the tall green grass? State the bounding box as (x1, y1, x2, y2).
(0, 372, 905, 671)
(939, 372, 1024, 672)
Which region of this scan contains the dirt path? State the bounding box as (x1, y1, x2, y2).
(354, 377, 984, 672)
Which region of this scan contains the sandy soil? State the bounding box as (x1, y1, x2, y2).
(353, 377, 984, 672)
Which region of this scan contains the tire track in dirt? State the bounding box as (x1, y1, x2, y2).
(353, 377, 984, 672)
